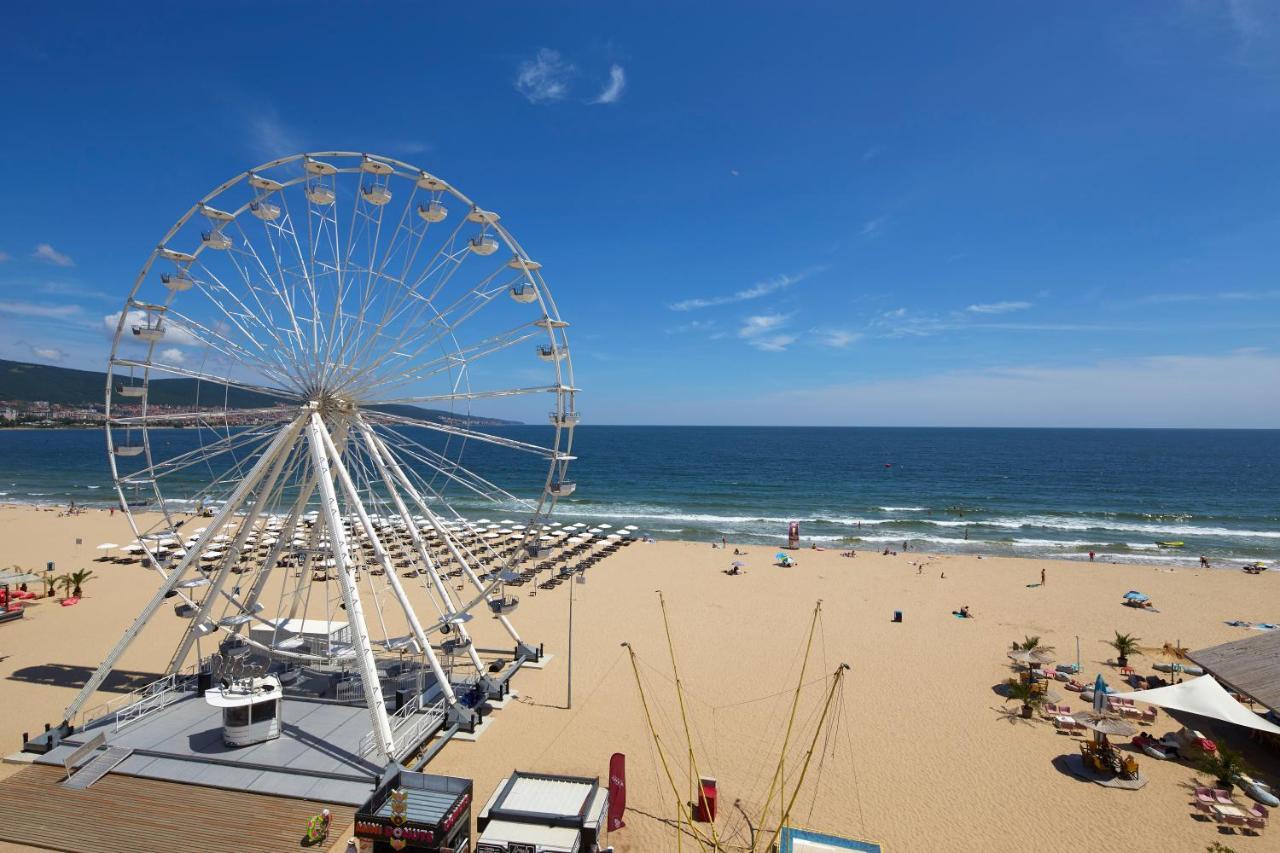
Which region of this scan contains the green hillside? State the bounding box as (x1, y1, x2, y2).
(0, 360, 521, 425)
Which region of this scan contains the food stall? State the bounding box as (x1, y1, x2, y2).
(354, 770, 472, 852)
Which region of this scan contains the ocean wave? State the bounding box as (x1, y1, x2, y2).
(877, 506, 927, 512)
(1008, 515, 1280, 540)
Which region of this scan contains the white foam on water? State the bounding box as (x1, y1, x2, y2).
(878, 506, 928, 512)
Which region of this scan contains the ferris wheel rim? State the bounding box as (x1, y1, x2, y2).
(102, 151, 578, 665)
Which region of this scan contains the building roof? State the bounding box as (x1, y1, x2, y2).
(478, 819, 580, 852)
(1189, 629, 1280, 714)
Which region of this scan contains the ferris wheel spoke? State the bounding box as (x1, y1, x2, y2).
(366, 410, 563, 459)
(378, 427, 528, 507)
(371, 384, 567, 406)
(161, 305, 301, 391)
(112, 358, 304, 404)
(123, 424, 285, 485)
(110, 406, 294, 426)
(353, 320, 542, 399)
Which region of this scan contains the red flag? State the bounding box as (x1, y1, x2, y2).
(607, 752, 626, 831)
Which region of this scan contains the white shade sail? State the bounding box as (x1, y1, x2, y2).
(1111, 675, 1280, 735)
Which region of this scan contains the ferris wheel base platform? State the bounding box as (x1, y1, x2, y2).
(519, 653, 556, 670)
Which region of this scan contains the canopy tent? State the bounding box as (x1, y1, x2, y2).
(1111, 675, 1280, 735)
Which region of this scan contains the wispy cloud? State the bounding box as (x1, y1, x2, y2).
(666, 319, 717, 335)
(515, 49, 575, 104)
(738, 313, 796, 351)
(762, 350, 1280, 427)
(248, 109, 302, 161)
(160, 347, 186, 364)
(29, 345, 65, 362)
(0, 300, 81, 318)
(591, 65, 627, 104)
(965, 300, 1031, 314)
(32, 243, 74, 267)
(669, 269, 819, 311)
(813, 328, 863, 348)
(0, 250, 11, 262)
(859, 217, 885, 239)
(1135, 289, 1280, 305)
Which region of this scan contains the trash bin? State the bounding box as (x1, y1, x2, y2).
(892, 610, 903, 623)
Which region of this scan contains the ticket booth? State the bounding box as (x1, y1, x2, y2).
(354, 770, 472, 852)
(476, 771, 608, 853)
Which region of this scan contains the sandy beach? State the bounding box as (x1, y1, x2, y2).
(1, 505, 1277, 852)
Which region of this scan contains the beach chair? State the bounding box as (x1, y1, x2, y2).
(1214, 789, 1235, 805)
(1246, 817, 1266, 834)
(1224, 815, 1246, 832)
(1195, 787, 1216, 805)
(1247, 804, 1269, 820)
(1140, 706, 1157, 724)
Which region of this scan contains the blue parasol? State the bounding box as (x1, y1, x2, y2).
(1122, 591, 1149, 602)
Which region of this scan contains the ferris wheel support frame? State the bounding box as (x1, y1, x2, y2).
(62, 416, 307, 725)
(355, 419, 489, 676)
(167, 415, 306, 673)
(361, 419, 530, 655)
(305, 411, 397, 761)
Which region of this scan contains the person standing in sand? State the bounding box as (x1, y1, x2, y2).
(1041, 567, 1046, 585)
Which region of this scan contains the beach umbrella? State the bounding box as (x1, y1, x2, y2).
(1008, 648, 1055, 668)
(624, 525, 639, 531)
(1122, 591, 1149, 603)
(731, 561, 745, 567)
(1077, 711, 1136, 738)
(775, 552, 787, 560)
(599, 523, 612, 529)
(96, 543, 119, 550)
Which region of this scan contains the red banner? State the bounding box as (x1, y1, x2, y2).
(607, 752, 626, 831)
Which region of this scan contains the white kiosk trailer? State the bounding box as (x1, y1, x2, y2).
(203, 674, 283, 747)
(476, 771, 609, 853)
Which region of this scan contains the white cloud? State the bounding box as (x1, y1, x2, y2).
(759, 351, 1280, 427)
(670, 269, 819, 311)
(0, 300, 81, 318)
(860, 217, 885, 238)
(739, 313, 796, 351)
(591, 65, 627, 104)
(32, 243, 74, 267)
(750, 334, 796, 352)
(814, 329, 863, 348)
(160, 347, 186, 364)
(248, 109, 302, 161)
(515, 49, 574, 103)
(667, 319, 717, 335)
(965, 301, 1032, 314)
(30, 345, 65, 362)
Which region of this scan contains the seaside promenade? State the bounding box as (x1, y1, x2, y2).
(1, 505, 1277, 851)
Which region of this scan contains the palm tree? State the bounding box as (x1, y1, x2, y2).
(1107, 631, 1142, 667)
(1019, 635, 1056, 654)
(1199, 746, 1250, 791)
(54, 574, 75, 600)
(68, 569, 94, 598)
(1004, 678, 1046, 719)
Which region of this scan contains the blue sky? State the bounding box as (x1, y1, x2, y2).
(1, 1, 1278, 427)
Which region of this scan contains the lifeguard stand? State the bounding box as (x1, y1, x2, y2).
(787, 521, 800, 550)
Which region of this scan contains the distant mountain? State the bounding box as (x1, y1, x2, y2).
(0, 360, 521, 426)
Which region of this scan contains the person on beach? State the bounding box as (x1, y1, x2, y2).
(1199, 556, 1210, 568)
(722, 536, 727, 549)
(1041, 567, 1046, 585)
(1088, 551, 1095, 561)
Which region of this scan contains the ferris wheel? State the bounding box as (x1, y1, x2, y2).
(64, 152, 578, 762)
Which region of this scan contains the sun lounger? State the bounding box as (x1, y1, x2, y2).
(1246, 817, 1266, 833)
(1215, 789, 1235, 805)
(1196, 787, 1216, 804)
(1224, 815, 1246, 831)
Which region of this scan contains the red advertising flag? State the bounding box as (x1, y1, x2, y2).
(607, 752, 626, 831)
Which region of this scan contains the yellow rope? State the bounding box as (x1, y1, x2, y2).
(755, 600, 821, 846)
(658, 590, 724, 851)
(622, 642, 713, 851)
(762, 663, 850, 852)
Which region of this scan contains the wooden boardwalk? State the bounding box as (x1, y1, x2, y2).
(0, 764, 352, 852)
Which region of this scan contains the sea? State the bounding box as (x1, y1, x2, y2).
(2, 426, 1278, 567)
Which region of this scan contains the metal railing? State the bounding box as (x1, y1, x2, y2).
(358, 696, 447, 760)
(82, 664, 200, 732)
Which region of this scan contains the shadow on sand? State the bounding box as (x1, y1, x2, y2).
(7, 663, 162, 694)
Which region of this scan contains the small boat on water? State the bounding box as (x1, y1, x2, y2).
(1155, 541, 1185, 548)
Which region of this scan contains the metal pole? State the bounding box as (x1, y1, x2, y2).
(567, 570, 574, 710)
(1076, 635, 1081, 673)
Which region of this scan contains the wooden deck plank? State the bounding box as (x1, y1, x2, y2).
(0, 764, 352, 852)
